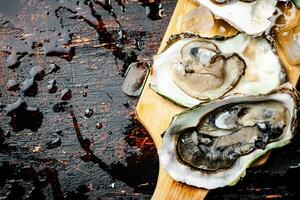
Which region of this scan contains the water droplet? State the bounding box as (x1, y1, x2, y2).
(5, 52, 27, 69)
(46, 63, 60, 74)
(45, 47, 75, 61)
(6, 80, 19, 91)
(84, 108, 94, 118)
(61, 89, 72, 101)
(56, 130, 63, 136)
(135, 38, 144, 50)
(96, 122, 103, 129)
(142, 2, 165, 21)
(29, 66, 45, 81)
(20, 79, 38, 97)
(5, 98, 44, 132)
(47, 79, 57, 93)
(46, 137, 61, 149)
(110, 182, 115, 189)
(122, 102, 130, 108)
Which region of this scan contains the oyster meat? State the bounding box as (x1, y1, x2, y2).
(159, 83, 299, 189)
(192, 0, 277, 35)
(151, 33, 285, 107)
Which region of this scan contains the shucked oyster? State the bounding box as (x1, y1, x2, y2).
(192, 0, 277, 35)
(151, 33, 285, 107)
(159, 83, 299, 189)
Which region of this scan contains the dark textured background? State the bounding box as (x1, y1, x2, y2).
(0, 0, 300, 199)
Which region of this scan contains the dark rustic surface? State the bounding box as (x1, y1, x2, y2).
(0, 0, 300, 200)
(0, 0, 175, 199)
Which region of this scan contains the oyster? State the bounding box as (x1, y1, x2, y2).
(192, 0, 277, 35)
(159, 83, 299, 189)
(151, 33, 285, 107)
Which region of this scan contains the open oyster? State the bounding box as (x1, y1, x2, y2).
(151, 33, 285, 107)
(192, 0, 277, 35)
(159, 83, 299, 189)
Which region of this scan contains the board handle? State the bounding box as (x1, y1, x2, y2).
(152, 167, 208, 200)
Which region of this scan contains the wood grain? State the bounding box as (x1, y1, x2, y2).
(136, 0, 300, 199)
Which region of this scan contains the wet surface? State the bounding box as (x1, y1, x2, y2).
(0, 0, 174, 199)
(47, 79, 58, 94)
(5, 98, 44, 132)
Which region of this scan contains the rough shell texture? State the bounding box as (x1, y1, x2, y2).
(158, 83, 299, 189)
(151, 33, 285, 107)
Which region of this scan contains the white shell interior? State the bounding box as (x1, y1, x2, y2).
(151, 33, 284, 107)
(158, 84, 297, 189)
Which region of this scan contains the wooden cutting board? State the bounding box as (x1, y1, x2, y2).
(136, 0, 300, 199)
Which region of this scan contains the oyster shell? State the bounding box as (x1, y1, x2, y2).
(151, 33, 285, 107)
(159, 83, 299, 189)
(192, 0, 277, 35)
